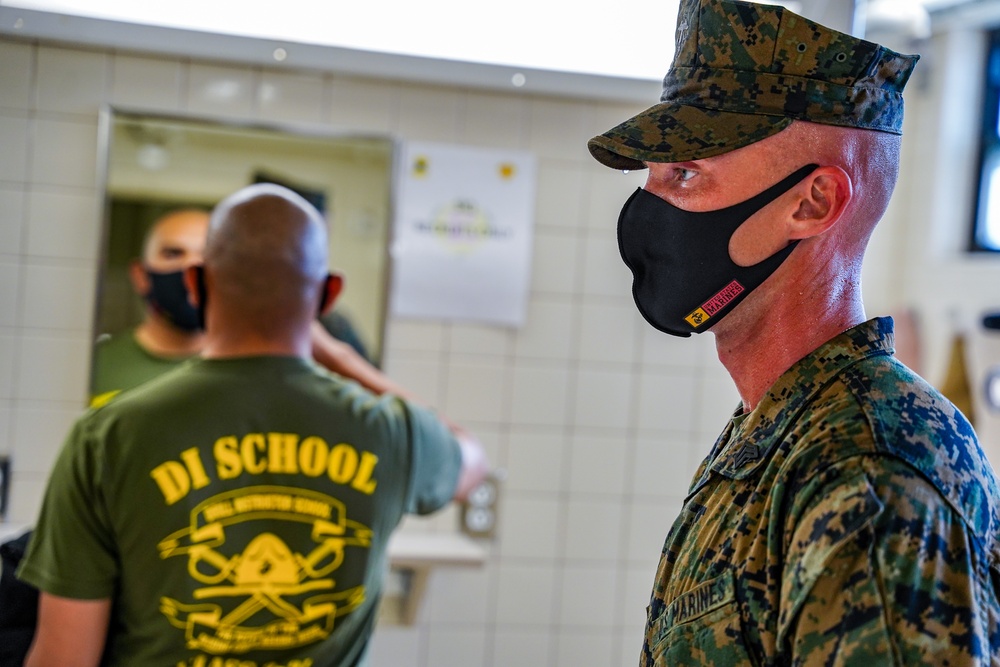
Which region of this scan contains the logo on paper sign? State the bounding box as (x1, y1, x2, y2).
(684, 280, 745, 328)
(157, 486, 371, 654)
(413, 199, 513, 255)
(411, 155, 430, 177)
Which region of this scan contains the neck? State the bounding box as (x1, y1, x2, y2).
(135, 315, 204, 358)
(198, 311, 312, 360)
(712, 263, 865, 412)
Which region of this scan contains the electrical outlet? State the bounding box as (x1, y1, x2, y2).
(460, 471, 503, 539)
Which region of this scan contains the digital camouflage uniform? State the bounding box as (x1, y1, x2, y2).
(642, 318, 1000, 665)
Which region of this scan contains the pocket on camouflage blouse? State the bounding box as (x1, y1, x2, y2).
(649, 570, 755, 667)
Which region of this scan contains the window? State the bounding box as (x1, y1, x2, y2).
(972, 27, 1000, 252)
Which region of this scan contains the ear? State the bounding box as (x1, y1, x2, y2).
(788, 166, 852, 239)
(318, 272, 344, 317)
(128, 259, 151, 297)
(183, 265, 205, 307)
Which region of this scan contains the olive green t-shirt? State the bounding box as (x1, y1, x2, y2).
(20, 356, 461, 667)
(90, 330, 196, 408)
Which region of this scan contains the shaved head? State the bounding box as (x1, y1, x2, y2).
(767, 121, 901, 244)
(205, 184, 329, 335)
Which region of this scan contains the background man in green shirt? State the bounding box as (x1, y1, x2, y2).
(19, 183, 489, 667)
(90, 208, 210, 407)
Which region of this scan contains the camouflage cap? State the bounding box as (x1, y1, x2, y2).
(588, 0, 920, 170)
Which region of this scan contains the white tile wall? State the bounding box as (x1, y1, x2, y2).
(4, 33, 969, 667)
(257, 69, 327, 124)
(577, 301, 640, 364)
(384, 318, 447, 354)
(567, 433, 629, 496)
(584, 166, 646, 230)
(14, 333, 91, 403)
(0, 113, 30, 182)
(25, 189, 102, 260)
(503, 428, 568, 493)
(449, 322, 514, 357)
(625, 500, 683, 567)
(512, 299, 577, 360)
(425, 565, 493, 626)
(527, 98, 596, 162)
(327, 75, 398, 132)
(0, 405, 11, 455)
(0, 262, 19, 329)
(494, 561, 558, 626)
(0, 187, 25, 254)
(534, 161, 587, 231)
(365, 626, 423, 665)
(0, 41, 33, 111)
(636, 367, 699, 432)
(29, 118, 99, 188)
(492, 628, 552, 666)
(11, 405, 79, 473)
(35, 46, 109, 115)
(557, 564, 619, 627)
(529, 230, 581, 295)
(563, 498, 625, 562)
(554, 628, 616, 667)
(442, 358, 509, 424)
(20, 263, 96, 330)
(461, 92, 529, 149)
(186, 63, 257, 118)
(572, 367, 634, 430)
(0, 333, 15, 398)
(581, 228, 633, 298)
(426, 627, 488, 667)
(632, 434, 699, 498)
(498, 496, 561, 560)
(396, 84, 463, 142)
(111, 55, 183, 111)
(509, 363, 571, 427)
(380, 355, 445, 407)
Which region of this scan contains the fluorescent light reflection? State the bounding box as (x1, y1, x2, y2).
(2, 0, 676, 80)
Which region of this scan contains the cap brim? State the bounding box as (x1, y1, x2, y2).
(588, 102, 794, 170)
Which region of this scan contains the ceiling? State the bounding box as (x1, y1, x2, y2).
(0, 0, 988, 102)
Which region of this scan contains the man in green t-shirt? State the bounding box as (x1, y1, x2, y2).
(19, 183, 489, 667)
(90, 208, 210, 408)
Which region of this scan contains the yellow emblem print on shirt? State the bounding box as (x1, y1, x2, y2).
(156, 485, 372, 654)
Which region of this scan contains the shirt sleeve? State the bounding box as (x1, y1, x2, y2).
(399, 400, 462, 516)
(16, 416, 119, 600)
(780, 458, 995, 666)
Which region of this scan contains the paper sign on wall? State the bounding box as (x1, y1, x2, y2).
(389, 141, 537, 327)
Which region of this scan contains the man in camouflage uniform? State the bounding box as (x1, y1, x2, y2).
(589, 0, 1000, 664)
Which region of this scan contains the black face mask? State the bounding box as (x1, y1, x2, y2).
(617, 164, 818, 338)
(144, 269, 201, 332)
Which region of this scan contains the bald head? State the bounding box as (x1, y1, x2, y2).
(768, 121, 901, 242)
(204, 184, 330, 332)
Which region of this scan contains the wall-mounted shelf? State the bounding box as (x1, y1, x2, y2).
(382, 531, 488, 626)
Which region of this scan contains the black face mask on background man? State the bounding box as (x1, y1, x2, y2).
(144, 269, 202, 332)
(617, 164, 818, 338)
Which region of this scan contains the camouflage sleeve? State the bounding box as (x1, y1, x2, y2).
(779, 457, 996, 666)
